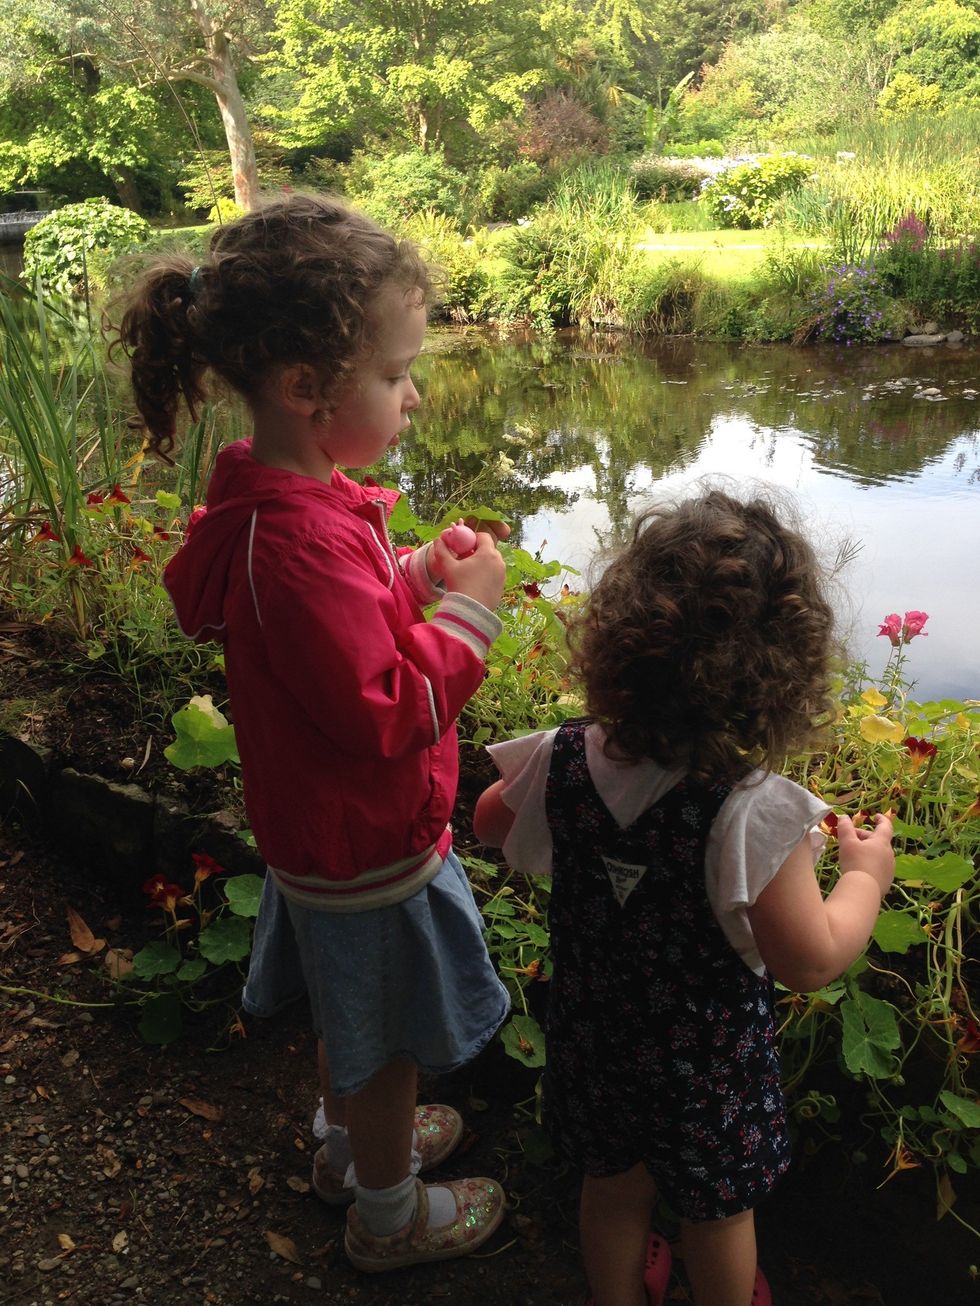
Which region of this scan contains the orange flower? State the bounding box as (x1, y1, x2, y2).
(32, 520, 61, 543)
(66, 545, 93, 567)
(903, 736, 937, 770)
(131, 545, 153, 567)
(955, 1017, 980, 1054)
(106, 483, 131, 506)
(191, 852, 225, 883)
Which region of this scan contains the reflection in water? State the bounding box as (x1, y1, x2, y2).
(387, 330, 980, 700)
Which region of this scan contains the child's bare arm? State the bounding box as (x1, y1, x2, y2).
(474, 778, 515, 848)
(748, 813, 894, 993)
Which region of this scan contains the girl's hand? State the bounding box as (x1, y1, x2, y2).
(837, 812, 895, 898)
(465, 516, 511, 544)
(431, 530, 506, 611)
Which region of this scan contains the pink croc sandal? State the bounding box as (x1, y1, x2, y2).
(585, 1232, 672, 1306)
(752, 1266, 773, 1305)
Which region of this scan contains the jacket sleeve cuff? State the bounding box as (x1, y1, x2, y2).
(400, 542, 445, 605)
(430, 593, 502, 659)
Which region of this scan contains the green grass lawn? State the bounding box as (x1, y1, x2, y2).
(635, 228, 823, 282)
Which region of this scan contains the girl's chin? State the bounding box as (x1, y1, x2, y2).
(388, 434, 401, 448)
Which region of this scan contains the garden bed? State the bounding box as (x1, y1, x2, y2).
(2, 619, 980, 1304)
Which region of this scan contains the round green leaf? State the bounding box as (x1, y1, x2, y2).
(132, 941, 182, 980)
(198, 916, 252, 965)
(500, 1013, 546, 1068)
(138, 994, 183, 1045)
(873, 910, 927, 955)
(224, 874, 265, 918)
(177, 959, 208, 984)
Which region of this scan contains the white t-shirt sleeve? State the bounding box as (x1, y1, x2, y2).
(706, 771, 832, 974)
(485, 729, 559, 877)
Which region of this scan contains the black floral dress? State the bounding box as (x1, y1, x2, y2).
(543, 722, 791, 1221)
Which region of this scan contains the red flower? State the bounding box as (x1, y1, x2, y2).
(191, 852, 225, 883)
(66, 545, 93, 567)
(142, 874, 169, 899)
(106, 483, 131, 506)
(956, 1017, 980, 1054)
(144, 878, 186, 910)
(903, 736, 937, 769)
(131, 545, 153, 566)
(820, 812, 839, 837)
(32, 520, 61, 543)
(152, 525, 170, 541)
(86, 491, 105, 506)
(522, 582, 542, 599)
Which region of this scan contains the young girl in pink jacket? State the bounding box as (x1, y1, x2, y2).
(116, 194, 510, 1272)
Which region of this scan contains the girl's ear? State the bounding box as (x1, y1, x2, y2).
(276, 363, 322, 416)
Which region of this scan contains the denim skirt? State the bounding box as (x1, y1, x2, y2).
(242, 849, 510, 1096)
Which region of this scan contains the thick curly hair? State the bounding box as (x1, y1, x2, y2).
(110, 194, 431, 461)
(567, 490, 836, 780)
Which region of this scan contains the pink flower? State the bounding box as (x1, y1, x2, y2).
(902, 610, 928, 640)
(878, 613, 902, 646)
(878, 610, 929, 646)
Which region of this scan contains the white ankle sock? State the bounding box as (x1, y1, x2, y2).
(355, 1178, 457, 1236)
(356, 1174, 418, 1236)
(322, 1123, 352, 1174)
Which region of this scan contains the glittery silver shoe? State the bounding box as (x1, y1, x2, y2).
(344, 1176, 505, 1271)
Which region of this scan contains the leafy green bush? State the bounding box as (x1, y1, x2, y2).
(401, 210, 488, 322)
(700, 154, 814, 229)
(474, 160, 551, 222)
(878, 214, 980, 331)
(346, 148, 471, 229)
(23, 199, 150, 299)
(665, 139, 725, 159)
(630, 154, 712, 202)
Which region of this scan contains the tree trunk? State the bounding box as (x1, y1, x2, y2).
(188, 0, 261, 211)
(113, 166, 143, 214)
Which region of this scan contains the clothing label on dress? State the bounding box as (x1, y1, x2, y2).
(601, 855, 648, 907)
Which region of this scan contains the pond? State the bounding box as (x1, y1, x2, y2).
(393, 330, 980, 702)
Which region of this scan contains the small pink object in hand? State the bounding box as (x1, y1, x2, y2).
(440, 520, 478, 558)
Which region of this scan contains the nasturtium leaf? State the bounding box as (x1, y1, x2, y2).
(947, 1153, 967, 1174)
(224, 874, 264, 918)
(523, 922, 550, 948)
(894, 852, 974, 893)
(138, 994, 183, 1045)
(840, 991, 901, 1078)
(873, 910, 927, 954)
(939, 1092, 980, 1129)
(489, 920, 518, 939)
(132, 941, 182, 979)
(197, 916, 252, 965)
(483, 897, 517, 917)
(890, 818, 927, 839)
(165, 697, 240, 771)
(177, 959, 208, 984)
(385, 495, 422, 534)
(501, 1013, 546, 1068)
(155, 490, 181, 511)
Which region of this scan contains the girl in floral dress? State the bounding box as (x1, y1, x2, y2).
(475, 489, 894, 1306)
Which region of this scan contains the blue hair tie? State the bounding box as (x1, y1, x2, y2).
(188, 266, 203, 295)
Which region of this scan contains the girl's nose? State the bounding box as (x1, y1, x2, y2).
(405, 380, 420, 410)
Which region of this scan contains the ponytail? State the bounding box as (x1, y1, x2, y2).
(112, 258, 209, 463)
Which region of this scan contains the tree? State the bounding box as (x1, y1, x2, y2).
(878, 0, 980, 98)
(266, 0, 549, 154)
(1, 0, 273, 210)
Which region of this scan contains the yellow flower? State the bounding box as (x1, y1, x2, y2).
(859, 715, 905, 744)
(861, 687, 888, 709)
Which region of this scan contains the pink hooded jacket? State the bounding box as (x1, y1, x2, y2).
(164, 440, 501, 911)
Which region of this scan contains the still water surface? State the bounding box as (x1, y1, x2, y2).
(395, 330, 980, 701)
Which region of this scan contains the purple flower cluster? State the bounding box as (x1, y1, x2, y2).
(812, 261, 894, 345)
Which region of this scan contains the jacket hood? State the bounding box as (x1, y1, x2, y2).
(163, 439, 400, 641)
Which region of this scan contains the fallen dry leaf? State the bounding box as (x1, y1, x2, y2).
(60, 1049, 80, 1068)
(286, 1176, 310, 1194)
(57, 1234, 76, 1252)
(66, 907, 97, 952)
(56, 951, 85, 966)
(264, 1231, 301, 1265)
(178, 1096, 224, 1122)
(104, 947, 134, 979)
(111, 1231, 128, 1253)
(247, 1167, 264, 1195)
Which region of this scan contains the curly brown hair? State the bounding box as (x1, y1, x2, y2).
(567, 489, 836, 780)
(110, 194, 431, 461)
